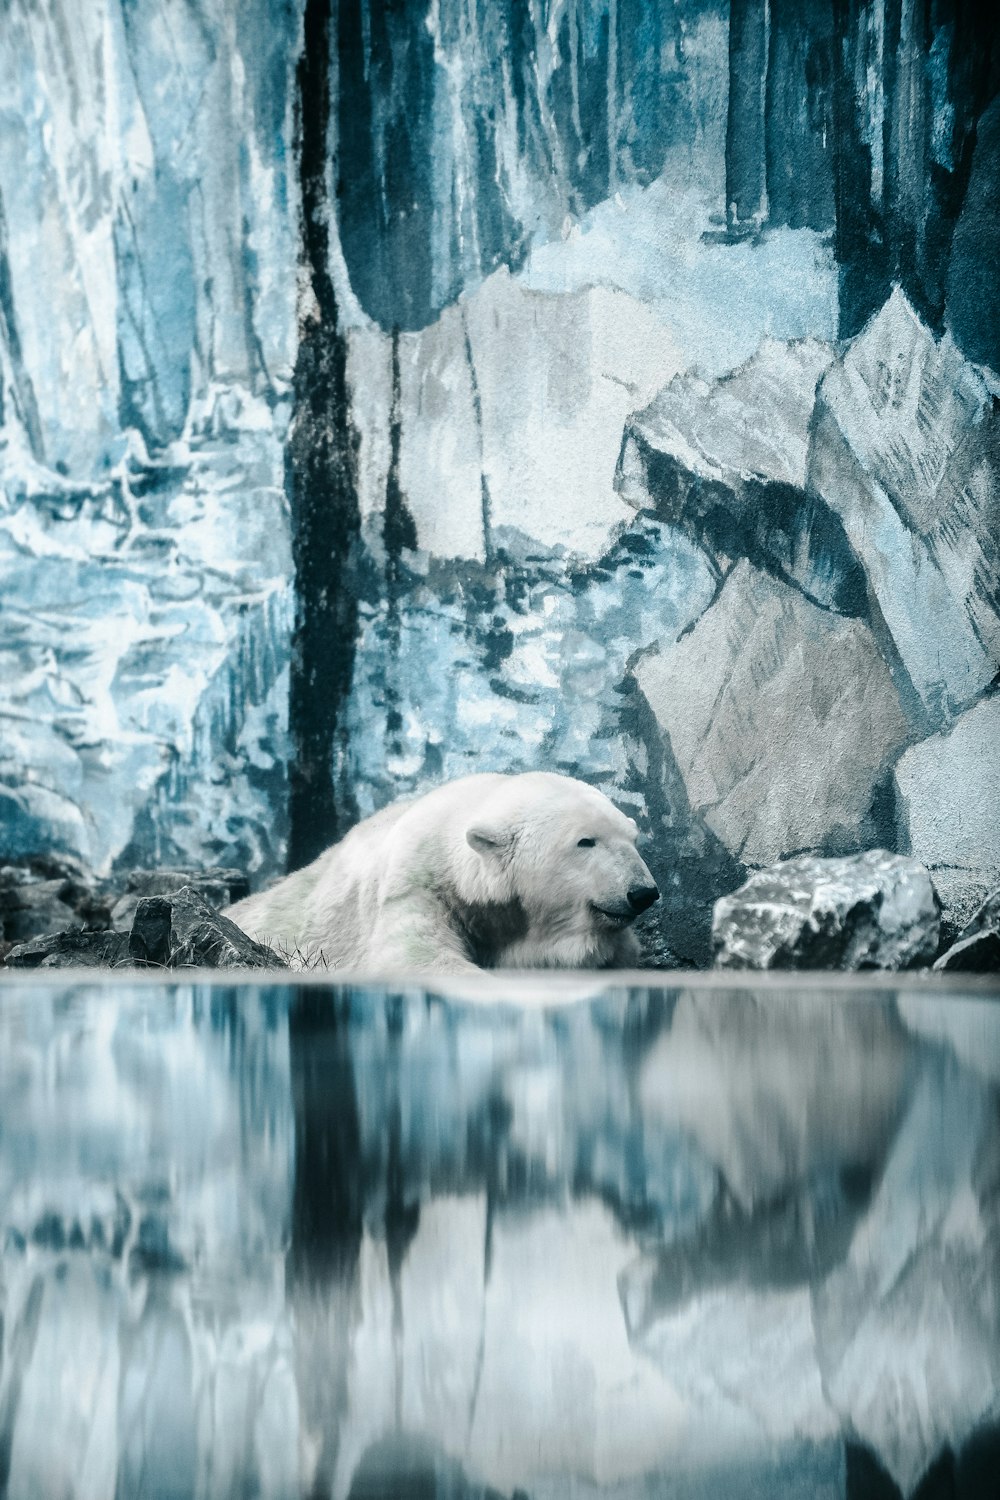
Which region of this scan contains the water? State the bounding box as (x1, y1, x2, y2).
(0, 973, 998, 1498)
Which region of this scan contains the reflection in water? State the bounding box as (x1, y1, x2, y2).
(0, 978, 998, 1498)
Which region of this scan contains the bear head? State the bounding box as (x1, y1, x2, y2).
(464, 773, 658, 968)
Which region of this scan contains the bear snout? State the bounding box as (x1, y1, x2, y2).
(627, 883, 660, 915)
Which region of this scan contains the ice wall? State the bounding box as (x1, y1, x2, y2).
(0, 1, 301, 875)
(1, 0, 997, 955)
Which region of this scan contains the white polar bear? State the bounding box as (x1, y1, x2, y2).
(226, 772, 659, 973)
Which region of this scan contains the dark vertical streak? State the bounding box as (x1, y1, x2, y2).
(727, 0, 770, 233)
(383, 328, 418, 588)
(765, 0, 836, 231)
(287, 990, 364, 1500)
(287, 0, 362, 869)
(384, 1002, 419, 1428)
(381, 329, 417, 752)
(0, 192, 45, 461)
(831, 0, 892, 336)
(883, 0, 923, 306)
(928, 0, 1000, 334)
(831, 0, 999, 338)
(462, 309, 494, 564)
(287, 991, 363, 1290)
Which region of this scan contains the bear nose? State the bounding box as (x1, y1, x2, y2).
(627, 884, 659, 914)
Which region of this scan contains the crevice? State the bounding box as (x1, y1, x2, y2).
(286, 0, 363, 869)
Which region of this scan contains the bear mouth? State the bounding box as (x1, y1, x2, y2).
(590, 903, 636, 928)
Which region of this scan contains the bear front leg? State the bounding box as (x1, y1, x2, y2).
(366, 895, 484, 976)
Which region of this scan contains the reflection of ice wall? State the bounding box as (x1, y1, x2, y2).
(2, 980, 998, 1495)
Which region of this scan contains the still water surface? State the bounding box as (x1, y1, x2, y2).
(0, 976, 998, 1499)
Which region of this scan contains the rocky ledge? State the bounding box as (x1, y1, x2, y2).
(1, 849, 997, 974)
(1, 863, 283, 971)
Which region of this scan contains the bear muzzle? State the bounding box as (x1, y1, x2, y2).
(627, 883, 660, 915)
(591, 883, 659, 926)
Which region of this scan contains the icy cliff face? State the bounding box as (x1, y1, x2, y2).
(0, 423, 292, 875)
(335, 0, 728, 333)
(0, 1, 300, 875)
(0, 0, 298, 468)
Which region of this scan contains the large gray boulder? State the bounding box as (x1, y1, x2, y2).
(894, 696, 1000, 942)
(712, 851, 941, 970)
(808, 287, 1000, 725)
(617, 337, 866, 612)
(895, 696, 1000, 868)
(633, 561, 911, 867)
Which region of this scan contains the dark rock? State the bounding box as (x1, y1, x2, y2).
(2, 875, 282, 971)
(0, 856, 112, 944)
(634, 562, 910, 867)
(4, 928, 131, 970)
(930, 868, 1000, 952)
(712, 851, 941, 970)
(617, 336, 867, 613)
(934, 889, 1000, 974)
(132, 886, 285, 970)
(128, 897, 173, 966)
(808, 287, 1000, 726)
(110, 867, 250, 931)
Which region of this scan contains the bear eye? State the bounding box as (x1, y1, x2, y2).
(577, 837, 596, 848)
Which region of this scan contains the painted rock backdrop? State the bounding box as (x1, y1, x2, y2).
(0, 0, 998, 961)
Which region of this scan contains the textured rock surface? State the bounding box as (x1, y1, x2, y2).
(634, 562, 911, 867)
(894, 696, 1000, 871)
(4, 882, 280, 971)
(4, 928, 130, 969)
(934, 889, 1000, 974)
(808, 288, 1000, 724)
(129, 886, 282, 970)
(617, 336, 866, 611)
(0, 856, 111, 945)
(712, 851, 941, 970)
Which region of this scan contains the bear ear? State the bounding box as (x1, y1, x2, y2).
(466, 821, 513, 859)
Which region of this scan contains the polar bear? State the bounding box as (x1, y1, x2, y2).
(226, 772, 659, 973)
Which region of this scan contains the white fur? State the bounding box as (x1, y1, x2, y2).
(225, 772, 657, 974)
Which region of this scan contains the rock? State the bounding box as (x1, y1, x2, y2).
(633, 561, 911, 867)
(110, 868, 249, 931)
(894, 696, 1000, 870)
(934, 889, 1000, 973)
(0, 856, 111, 944)
(4, 928, 130, 969)
(349, 272, 685, 566)
(808, 287, 1000, 724)
(2, 877, 282, 971)
(127, 897, 174, 966)
(130, 887, 285, 970)
(618, 336, 867, 612)
(928, 866, 1000, 950)
(712, 851, 941, 970)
